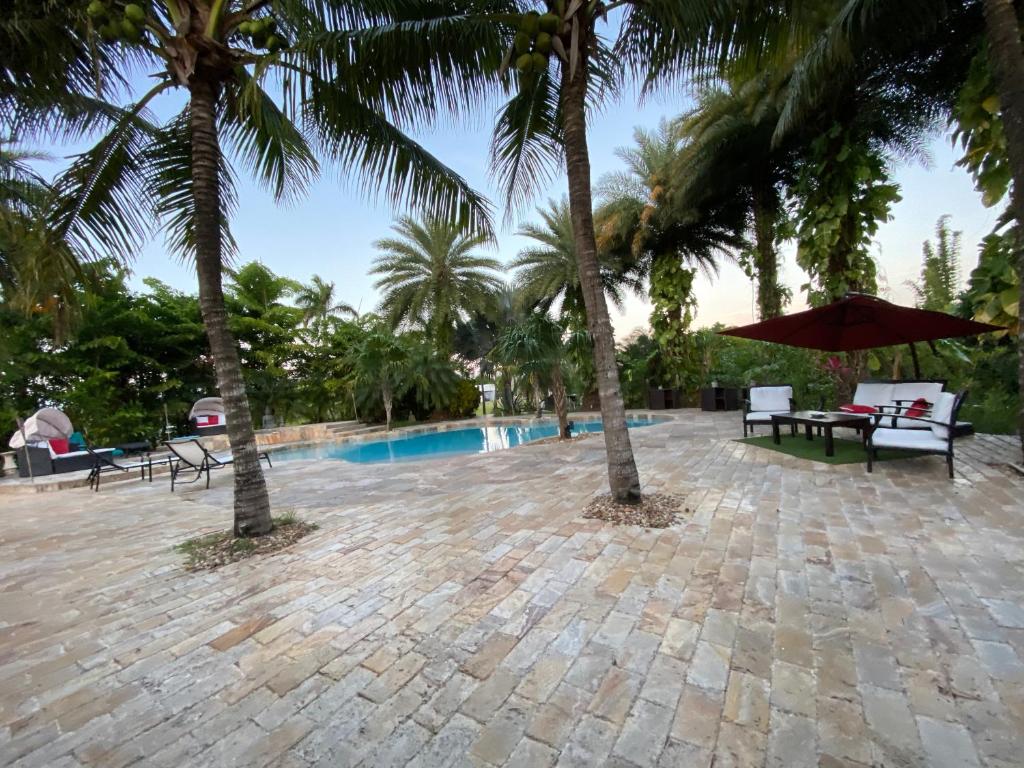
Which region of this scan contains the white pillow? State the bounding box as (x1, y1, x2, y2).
(750, 386, 792, 412)
(890, 382, 942, 408)
(930, 392, 955, 439)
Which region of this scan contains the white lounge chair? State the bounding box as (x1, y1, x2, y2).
(743, 385, 795, 437)
(866, 390, 967, 478)
(165, 439, 272, 491)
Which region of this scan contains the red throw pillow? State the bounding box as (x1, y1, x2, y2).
(49, 438, 70, 454)
(839, 404, 876, 414)
(904, 397, 930, 418)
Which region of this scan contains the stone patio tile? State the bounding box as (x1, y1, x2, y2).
(0, 412, 1021, 768)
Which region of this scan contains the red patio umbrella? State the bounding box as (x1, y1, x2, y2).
(719, 293, 1003, 377)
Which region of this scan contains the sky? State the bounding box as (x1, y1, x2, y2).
(40, 76, 1001, 341)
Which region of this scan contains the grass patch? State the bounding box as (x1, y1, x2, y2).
(175, 513, 318, 571)
(738, 434, 921, 465)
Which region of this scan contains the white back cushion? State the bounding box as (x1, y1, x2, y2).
(750, 386, 792, 412)
(853, 383, 893, 407)
(891, 382, 943, 406)
(930, 392, 955, 439)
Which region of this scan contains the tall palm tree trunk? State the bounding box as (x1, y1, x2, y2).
(560, 38, 642, 503)
(751, 183, 782, 319)
(189, 77, 272, 537)
(981, 0, 1024, 461)
(551, 364, 569, 439)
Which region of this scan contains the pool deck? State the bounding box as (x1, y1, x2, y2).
(1, 410, 1022, 767)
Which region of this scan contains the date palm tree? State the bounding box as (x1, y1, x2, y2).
(295, 275, 357, 329)
(18, 1, 498, 535)
(371, 215, 503, 355)
(512, 197, 637, 329)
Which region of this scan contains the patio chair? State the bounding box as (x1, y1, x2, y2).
(84, 444, 171, 491)
(743, 385, 795, 437)
(866, 390, 968, 479)
(165, 439, 271, 491)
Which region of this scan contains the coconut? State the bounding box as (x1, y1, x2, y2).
(265, 34, 281, 51)
(515, 53, 534, 74)
(520, 11, 539, 36)
(124, 3, 144, 22)
(119, 18, 140, 41)
(513, 31, 531, 55)
(531, 52, 547, 72)
(238, 20, 253, 35)
(99, 21, 118, 40)
(539, 13, 559, 34)
(86, 1, 107, 18)
(535, 32, 552, 54)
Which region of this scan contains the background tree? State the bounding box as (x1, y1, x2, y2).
(914, 216, 962, 311)
(595, 122, 746, 392)
(513, 198, 636, 330)
(491, 311, 570, 437)
(371, 215, 502, 355)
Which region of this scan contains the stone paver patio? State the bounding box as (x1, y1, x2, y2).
(1, 411, 1023, 768)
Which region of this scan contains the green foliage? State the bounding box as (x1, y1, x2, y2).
(371, 215, 502, 354)
(913, 216, 961, 312)
(446, 378, 481, 419)
(965, 230, 1019, 337)
(952, 48, 1010, 208)
(793, 123, 898, 304)
(0, 263, 215, 444)
(648, 256, 697, 389)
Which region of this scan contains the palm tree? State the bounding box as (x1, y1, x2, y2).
(491, 311, 570, 438)
(371, 215, 503, 354)
(21, 2, 497, 536)
(352, 325, 410, 432)
(295, 275, 357, 328)
(672, 77, 797, 319)
(595, 121, 747, 388)
(513, 198, 637, 329)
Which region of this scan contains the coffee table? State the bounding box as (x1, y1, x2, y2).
(770, 411, 872, 457)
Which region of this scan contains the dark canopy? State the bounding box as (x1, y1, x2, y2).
(719, 293, 1002, 351)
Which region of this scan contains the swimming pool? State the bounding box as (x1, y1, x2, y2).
(273, 418, 664, 464)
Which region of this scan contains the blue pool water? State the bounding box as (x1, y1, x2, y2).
(274, 418, 663, 464)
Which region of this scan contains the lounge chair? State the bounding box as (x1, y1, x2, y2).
(743, 385, 795, 437)
(866, 390, 968, 478)
(85, 445, 172, 491)
(165, 439, 271, 491)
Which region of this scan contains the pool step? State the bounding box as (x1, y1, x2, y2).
(324, 421, 385, 438)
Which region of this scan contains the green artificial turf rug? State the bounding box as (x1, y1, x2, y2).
(737, 434, 920, 465)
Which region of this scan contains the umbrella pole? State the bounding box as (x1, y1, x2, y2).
(16, 417, 34, 485)
(908, 342, 921, 379)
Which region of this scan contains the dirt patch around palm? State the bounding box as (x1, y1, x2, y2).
(582, 493, 687, 528)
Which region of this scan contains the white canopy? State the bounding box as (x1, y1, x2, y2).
(9, 407, 74, 449)
(189, 397, 225, 419)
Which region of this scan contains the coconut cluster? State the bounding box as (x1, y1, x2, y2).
(238, 16, 288, 53)
(87, 0, 146, 43)
(514, 11, 559, 80)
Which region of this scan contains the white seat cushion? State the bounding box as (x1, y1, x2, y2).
(749, 386, 792, 412)
(745, 410, 790, 423)
(930, 392, 955, 439)
(872, 428, 948, 452)
(853, 383, 893, 409)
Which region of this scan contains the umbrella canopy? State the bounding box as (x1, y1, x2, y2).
(9, 407, 73, 449)
(720, 293, 1002, 352)
(189, 397, 224, 419)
